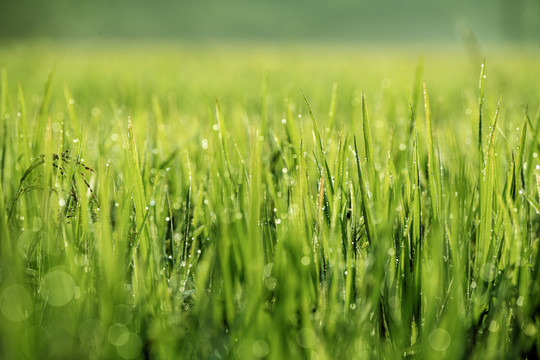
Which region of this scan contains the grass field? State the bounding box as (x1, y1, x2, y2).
(0, 43, 539, 359)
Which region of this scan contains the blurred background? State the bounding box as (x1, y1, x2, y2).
(1, 0, 539, 45)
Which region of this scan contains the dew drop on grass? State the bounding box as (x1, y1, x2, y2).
(489, 320, 499, 332)
(201, 139, 208, 149)
(263, 263, 273, 278)
(165, 217, 170, 222)
(525, 324, 537, 337)
(264, 278, 277, 290)
(301, 256, 310, 266)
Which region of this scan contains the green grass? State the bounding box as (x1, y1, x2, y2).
(0, 43, 539, 359)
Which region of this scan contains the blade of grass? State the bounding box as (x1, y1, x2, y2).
(328, 82, 338, 129)
(362, 92, 375, 168)
(354, 136, 377, 245)
(478, 62, 486, 166)
(33, 68, 55, 153)
(1, 68, 7, 187)
(478, 97, 501, 268)
(423, 82, 440, 221)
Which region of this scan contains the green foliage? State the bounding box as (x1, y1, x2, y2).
(0, 45, 539, 359)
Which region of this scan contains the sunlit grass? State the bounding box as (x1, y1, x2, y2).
(0, 43, 539, 359)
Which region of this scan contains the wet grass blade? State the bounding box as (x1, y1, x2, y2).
(354, 136, 377, 244)
(478, 97, 501, 267)
(423, 82, 440, 221)
(362, 92, 374, 167)
(478, 62, 486, 166)
(328, 82, 338, 129)
(0, 68, 7, 187)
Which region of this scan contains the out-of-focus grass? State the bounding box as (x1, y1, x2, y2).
(0, 43, 539, 359)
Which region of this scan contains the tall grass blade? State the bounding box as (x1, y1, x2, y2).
(354, 136, 377, 244)
(33, 68, 55, 153)
(423, 82, 440, 220)
(478, 62, 486, 166)
(478, 97, 501, 267)
(328, 82, 338, 129)
(0, 68, 7, 187)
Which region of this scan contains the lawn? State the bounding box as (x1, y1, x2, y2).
(0, 43, 539, 359)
